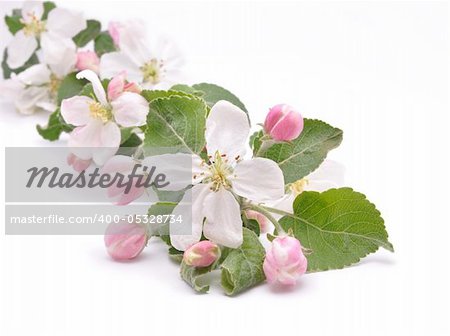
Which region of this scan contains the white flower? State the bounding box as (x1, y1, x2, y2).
(271, 160, 346, 217)
(169, 101, 285, 251)
(0, 47, 77, 115)
(6, 1, 86, 69)
(60, 70, 149, 165)
(100, 20, 184, 89)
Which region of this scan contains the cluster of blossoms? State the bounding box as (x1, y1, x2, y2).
(1, 1, 182, 115)
(1, 2, 392, 295)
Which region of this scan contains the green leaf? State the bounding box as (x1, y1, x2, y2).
(192, 83, 248, 113)
(249, 130, 263, 153)
(2, 50, 39, 79)
(220, 228, 266, 295)
(180, 261, 215, 293)
(36, 109, 74, 141)
(4, 14, 24, 35)
(263, 119, 343, 184)
(141, 89, 193, 102)
(279, 188, 394, 272)
(144, 95, 207, 154)
(147, 202, 178, 244)
(42, 2, 56, 20)
(170, 84, 203, 96)
(73, 19, 101, 47)
(94, 31, 116, 56)
(57, 73, 88, 104)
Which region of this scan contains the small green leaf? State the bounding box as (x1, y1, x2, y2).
(180, 261, 215, 293)
(263, 119, 343, 184)
(2, 50, 39, 79)
(73, 19, 101, 47)
(249, 130, 263, 153)
(144, 95, 207, 154)
(36, 108, 74, 141)
(170, 84, 203, 96)
(279, 188, 394, 272)
(42, 2, 56, 20)
(57, 73, 88, 104)
(141, 89, 193, 102)
(94, 31, 116, 56)
(147, 202, 178, 244)
(4, 14, 24, 35)
(220, 228, 266, 295)
(192, 83, 248, 113)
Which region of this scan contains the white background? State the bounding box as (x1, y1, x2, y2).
(0, 1, 449, 335)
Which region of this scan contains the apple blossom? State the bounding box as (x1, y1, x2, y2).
(100, 20, 184, 89)
(60, 70, 148, 165)
(169, 100, 285, 251)
(104, 219, 148, 260)
(183, 241, 220, 267)
(263, 235, 308, 286)
(75, 51, 100, 73)
(264, 104, 304, 141)
(0, 53, 77, 115)
(6, 1, 86, 69)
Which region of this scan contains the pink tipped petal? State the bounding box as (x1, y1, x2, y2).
(111, 92, 149, 127)
(183, 241, 220, 267)
(244, 210, 269, 233)
(108, 21, 122, 46)
(107, 72, 126, 101)
(67, 153, 91, 172)
(264, 104, 304, 141)
(123, 82, 141, 94)
(101, 155, 135, 175)
(104, 220, 147, 260)
(263, 236, 308, 286)
(76, 51, 100, 73)
(116, 185, 145, 206)
(270, 110, 304, 141)
(60, 95, 94, 126)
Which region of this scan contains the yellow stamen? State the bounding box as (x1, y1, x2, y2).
(89, 102, 112, 122)
(290, 178, 309, 195)
(21, 15, 46, 37)
(140, 58, 163, 85)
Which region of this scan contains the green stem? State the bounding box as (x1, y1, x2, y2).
(259, 205, 296, 219)
(255, 138, 274, 157)
(247, 204, 286, 235)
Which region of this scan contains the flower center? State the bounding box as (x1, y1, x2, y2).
(21, 15, 46, 37)
(290, 178, 309, 195)
(48, 74, 61, 98)
(207, 152, 233, 192)
(140, 58, 163, 85)
(89, 102, 112, 122)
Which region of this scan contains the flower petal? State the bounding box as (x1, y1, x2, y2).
(93, 122, 121, 165)
(14, 86, 49, 115)
(16, 64, 51, 86)
(170, 183, 210, 251)
(203, 188, 243, 248)
(142, 153, 205, 191)
(46, 8, 86, 38)
(61, 95, 94, 126)
(205, 100, 250, 160)
(101, 155, 135, 175)
(100, 52, 142, 83)
(6, 31, 37, 69)
(231, 158, 285, 203)
(107, 73, 125, 101)
(117, 21, 151, 66)
(111, 92, 149, 127)
(68, 120, 104, 160)
(21, 1, 44, 22)
(76, 70, 108, 106)
(40, 32, 77, 77)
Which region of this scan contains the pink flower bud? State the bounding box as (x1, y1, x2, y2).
(264, 104, 304, 141)
(104, 220, 148, 260)
(123, 82, 142, 94)
(183, 241, 220, 267)
(108, 21, 121, 46)
(75, 51, 100, 73)
(263, 236, 307, 286)
(67, 153, 91, 172)
(245, 210, 269, 233)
